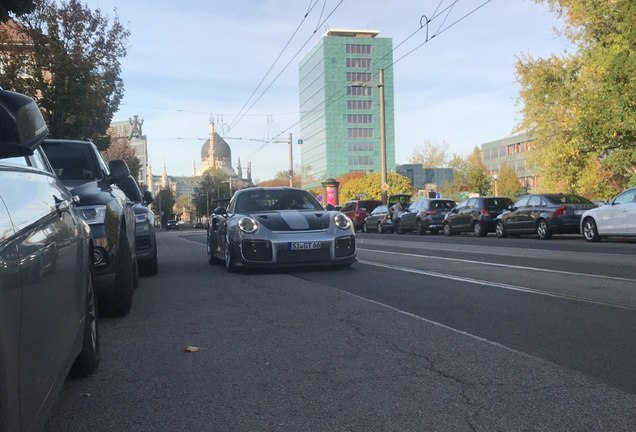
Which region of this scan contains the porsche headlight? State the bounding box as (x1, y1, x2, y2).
(334, 213, 351, 230)
(77, 205, 107, 225)
(238, 217, 258, 233)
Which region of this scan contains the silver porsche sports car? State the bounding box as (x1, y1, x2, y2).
(206, 187, 357, 272)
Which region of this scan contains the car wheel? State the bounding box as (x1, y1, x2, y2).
(363, 221, 369, 233)
(70, 263, 100, 376)
(224, 236, 236, 273)
(133, 254, 139, 288)
(496, 221, 507, 238)
(99, 228, 134, 318)
(377, 222, 384, 234)
(443, 222, 452, 236)
(140, 248, 158, 276)
(395, 220, 404, 235)
(416, 219, 425, 235)
(536, 219, 552, 240)
(473, 222, 486, 237)
(582, 217, 601, 242)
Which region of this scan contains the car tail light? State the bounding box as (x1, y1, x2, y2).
(480, 209, 491, 217)
(555, 205, 567, 216)
(384, 214, 391, 221)
(424, 210, 437, 215)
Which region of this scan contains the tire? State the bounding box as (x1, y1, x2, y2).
(98, 228, 134, 318)
(473, 222, 486, 237)
(70, 264, 100, 376)
(495, 221, 507, 238)
(582, 217, 601, 242)
(536, 219, 552, 240)
(224, 236, 236, 273)
(395, 220, 404, 235)
(416, 219, 425, 235)
(363, 221, 369, 233)
(443, 222, 452, 236)
(377, 222, 384, 234)
(139, 250, 158, 276)
(133, 254, 139, 288)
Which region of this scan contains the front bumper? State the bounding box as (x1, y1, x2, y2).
(232, 232, 357, 269)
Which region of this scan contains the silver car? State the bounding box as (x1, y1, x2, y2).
(0, 90, 99, 431)
(581, 186, 636, 241)
(207, 187, 357, 272)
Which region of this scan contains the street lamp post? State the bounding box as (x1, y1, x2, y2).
(273, 133, 293, 187)
(353, 69, 387, 205)
(493, 173, 498, 196)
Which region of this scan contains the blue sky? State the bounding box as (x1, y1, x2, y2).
(84, 0, 569, 183)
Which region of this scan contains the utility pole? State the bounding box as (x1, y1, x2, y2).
(378, 69, 387, 206)
(274, 133, 293, 187)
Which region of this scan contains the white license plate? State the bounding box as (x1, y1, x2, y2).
(289, 241, 321, 250)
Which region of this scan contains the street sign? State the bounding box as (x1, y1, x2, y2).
(316, 195, 322, 202)
(436, 192, 441, 199)
(381, 182, 390, 191)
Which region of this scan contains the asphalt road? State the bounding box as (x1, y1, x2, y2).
(46, 228, 636, 431)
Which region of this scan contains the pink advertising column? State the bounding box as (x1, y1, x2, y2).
(321, 178, 340, 207)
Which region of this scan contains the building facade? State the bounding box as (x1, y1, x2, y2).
(481, 132, 538, 190)
(109, 116, 149, 187)
(298, 29, 395, 189)
(395, 165, 454, 194)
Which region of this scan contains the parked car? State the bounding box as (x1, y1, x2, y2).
(118, 176, 158, 276)
(580, 186, 636, 242)
(341, 199, 382, 231)
(495, 193, 597, 240)
(0, 90, 99, 431)
(443, 196, 514, 237)
(207, 187, 357, 272)
(166, 219, 179, 230)
(194, 222, 204, 229)
(362, 204, 394, 233)
(394, 198, 456, 234)
(41, 139, 137, 317)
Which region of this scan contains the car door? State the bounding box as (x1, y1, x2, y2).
(401, 200, 419, 231)
(524, 195, 544, 232)
(1, 150, 85, 431)
(599, 188, 636, 234)
(446, 200, 467, 230)
(503, 196, 530, 233)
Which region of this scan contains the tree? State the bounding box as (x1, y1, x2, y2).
(408, 140, 450, 168)
(154, 188, 175, 227)
(0, 0, 130, 150)
(192, 168, 230, 216)
(515, 0, 636, 194)
(102, 134, 141, 180)
(466, 147, 491, 195)
(1, 0, 36, 21)
(496, 163, 523, 198)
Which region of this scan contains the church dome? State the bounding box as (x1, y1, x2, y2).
(200, 132, 232, 160)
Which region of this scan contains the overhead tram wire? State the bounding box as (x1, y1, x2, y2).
(226, 0, 346, 137)
(271, 0, 494, 142)
(226, 0, 321, 134)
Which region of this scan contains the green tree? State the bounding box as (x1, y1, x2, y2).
(496, 163, 523, 198)
(101, 135, 141, 181)
(1, 0, 36, 21)
(154, 188, 176, 227)
(408, 140, 450, 168)
(515, 0, 636, 194)
(193, 168, 230, 216)
(466, 147, 490, 195)
(0, 0, 130, 150)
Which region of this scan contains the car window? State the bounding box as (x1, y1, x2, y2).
(467, 199, 477, 208)
(547, 194, 592, 204)
(528, 195, 542, 207)
(42, 142, 100, 180)
(484, 198, 513, 209)
(613, 189, 636, 205)
(513, 196, 530, 209)
(359, 201, 380, 212)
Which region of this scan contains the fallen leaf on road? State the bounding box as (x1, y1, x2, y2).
(184, 346, 200, 352)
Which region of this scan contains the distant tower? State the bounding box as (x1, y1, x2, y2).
(192, 158, 197, 177)
(247, 161, 252, 183)
(146, 160, 153, 192)
(237, 156, 243, 180)
(161, 160, 168, 189)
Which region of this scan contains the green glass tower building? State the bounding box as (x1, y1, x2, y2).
(298, 29, 395, 190)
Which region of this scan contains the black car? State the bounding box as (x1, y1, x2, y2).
(41, 139, 137, 317)
(166, 219, 179, 230)
(495, 193, 597, 240)
(362, 204, 394, 233)
(118, 176, 158, 276)
(394, 198, 456, 234)
(0, 90, 99, 431)
(443, 196, 514, 237)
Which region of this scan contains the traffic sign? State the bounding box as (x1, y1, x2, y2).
(381, 182, 390, 191)
(316, 195, 322, 202)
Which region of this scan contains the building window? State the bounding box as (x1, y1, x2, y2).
(346, 44, 372, 55)
(346, 72, 372, 82)
(348, 128, 374, 138)
(347, 100, 373, 110)
(347, 86, 373, 96)
(347, 114, 373, 124)
(348, 142, 375, 152)
(346, 58, 372, 68)
(348, 155, 374, 166)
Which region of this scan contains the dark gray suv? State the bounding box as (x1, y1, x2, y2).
(394, 198, 456, 235)
(42, 139, 137, 317)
